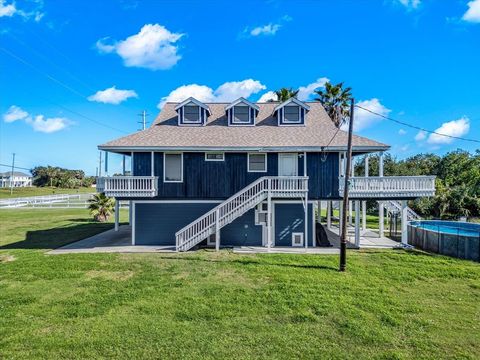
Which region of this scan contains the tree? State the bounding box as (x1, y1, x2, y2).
(88, 193, 115, 222)
(274, 88, 299, 102)
(314, 82, 352, 127)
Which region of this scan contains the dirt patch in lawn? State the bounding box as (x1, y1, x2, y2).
(0, 254, 16, 263)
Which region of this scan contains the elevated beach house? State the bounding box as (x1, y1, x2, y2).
(97, 97, 435, 251)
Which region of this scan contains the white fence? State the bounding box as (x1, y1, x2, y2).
(0, 193, 130, 209)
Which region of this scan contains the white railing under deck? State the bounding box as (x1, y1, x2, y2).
(96, 176, 158, 197)
(339, 176, 435, 198)
(176, 176, 308, 252)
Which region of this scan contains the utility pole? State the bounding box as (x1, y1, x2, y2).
(138, 110, 149, 131)
(10, 153, 15, 195)
(339, 99, 355, 272)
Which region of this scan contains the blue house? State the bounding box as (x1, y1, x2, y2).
(97, 97, 435, 251)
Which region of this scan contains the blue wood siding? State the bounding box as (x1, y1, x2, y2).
(274, 203, 314, 247)
(221, 209, 262, 246)
(307, 152, 339, 200)
(131, 151, 339, 200)
(134, 202, 218, 245)
(133, 152, 151, 176)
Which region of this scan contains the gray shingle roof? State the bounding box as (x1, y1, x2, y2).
(99, 102, 389, 152)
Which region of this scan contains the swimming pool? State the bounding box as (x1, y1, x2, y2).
(408, 220, 480, 262)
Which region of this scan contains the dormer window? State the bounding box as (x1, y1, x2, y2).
(174, 97, 211, 126)
(284, 105, 300, 123)
(226, 97, 259, 126)
(273, 98, 310, 126)
(183, 105, 201, 123)
(232, 105, 249, 124)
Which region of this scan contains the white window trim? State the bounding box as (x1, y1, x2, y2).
(163, 152, 183, 183)
(207, 234, 216, 246)
(182, 105, 202, 124)
(292, 232, 304, 247)
(205, 152, 225, 162)
(282, 105, 302, 124)
(247, 153, 267, 173)
(231, 105, 252, 124)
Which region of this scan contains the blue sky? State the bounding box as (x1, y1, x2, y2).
(1, 0, 479, 175)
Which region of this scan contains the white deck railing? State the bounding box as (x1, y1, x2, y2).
(96, 176, 158, 197)
(176, 176, 308, 252)
(339, 176, 435, 198)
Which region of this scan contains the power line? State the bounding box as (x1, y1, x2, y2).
(0, 163, 31, 171)
(354, 104, 480, 144)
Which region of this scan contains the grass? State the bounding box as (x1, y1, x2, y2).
(0, 186, 94, 199)
(0, 209, 479, 359)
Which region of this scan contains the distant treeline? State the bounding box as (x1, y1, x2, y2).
(31, 166, 95, 188)
(355, 149, 480, 220)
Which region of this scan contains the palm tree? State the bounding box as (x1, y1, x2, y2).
(88, 193, 115, 222)
(274, 88, 299, 102)
(314, 82, 352, 127)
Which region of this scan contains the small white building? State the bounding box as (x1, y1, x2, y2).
(0, 171, 33, 188)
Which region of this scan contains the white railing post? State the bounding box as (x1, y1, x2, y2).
(215, 208, 220, 251)
(267, 178, 272, 251)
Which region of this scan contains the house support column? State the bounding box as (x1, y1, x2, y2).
(362, 201, 367, 231)
(114, 200, 119, 232)
(355, 200, 361, 247)
(128, 200, 132, 225)
(304, 193, 308, 250)
(317, 201, 322, 223)
(401, 200, 408, 245)
(215, 209, 220, 251)
(267, 179, 272, 251)
(348, 201, 353, 226)
(327, 201, 332, 229)
(379, 203, 384, 238)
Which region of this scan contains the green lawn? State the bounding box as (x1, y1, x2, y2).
(0, 209, 479, 359)
(0, 186, 95, 199)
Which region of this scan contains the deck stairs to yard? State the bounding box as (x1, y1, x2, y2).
(380, 200, 421, 221)
(175, 176, 308, 252)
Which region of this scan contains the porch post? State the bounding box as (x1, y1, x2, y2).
(215, 209, 220, 251)
(355, 200, 361, 247)
(114, 199, 119, 231)
(379, 203, 385, 238)
(348, 201, 353, 226)
(327, 201, 332, 229)
(128, 200, 132, 225)
(317, 201, 322, 223)
(401, 200, 408, 245)
(304, 194, 308, 250)
(267, 179, 272, 251)
(362, 156, 368, 231)
(339, 200, 343, 233)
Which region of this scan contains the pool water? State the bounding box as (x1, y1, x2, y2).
(410, 221, 480, 237)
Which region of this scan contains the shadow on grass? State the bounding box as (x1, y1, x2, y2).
(0, 222, 115, 250)
(152, 253, 339, 272)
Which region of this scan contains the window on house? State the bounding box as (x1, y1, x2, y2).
(205, 152, 225, 161)
(284, 105, 300, 123)
(184, 105, 200, 123)
(233, 105, 250, 123)
(164, 153, 183, 182)
(248, 153, 267, 172)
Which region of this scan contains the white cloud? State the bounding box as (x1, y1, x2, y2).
(397, 0, 421, 9)
(427, 117, 470, 145)
(158, 79, 266, 108)
(462, 0, 480, 23)
(3, 105, 28, 122)
(3, 105, 70, 133)
(250, 23, 281, 36)
(0, 0, 15, 17)
(96, 24, 184, 70)
(297, 77, 329, 101)
(415, 130, 427, 141)
(242, 15, 292, 38)
(26, 115, 69, 133)
(258, 91, 278, 102)
(398, 129, 407, 135)
(341, 98, 391, 132)
(88, 86, 138, 105)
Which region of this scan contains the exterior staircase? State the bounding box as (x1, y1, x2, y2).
(380, 200, 421, 221)
(175, 176, 308, 251)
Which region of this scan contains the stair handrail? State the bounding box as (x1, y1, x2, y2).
(175, 176, 308, 250)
